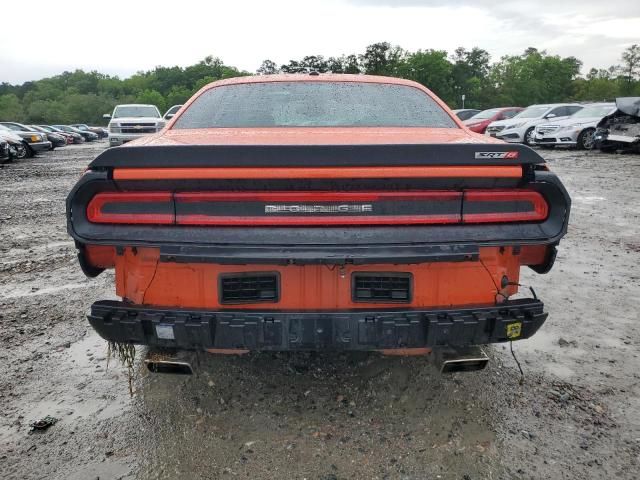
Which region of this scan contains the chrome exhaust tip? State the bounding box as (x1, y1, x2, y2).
(144, 350, 194, 375)
(435, 347, 489, 374)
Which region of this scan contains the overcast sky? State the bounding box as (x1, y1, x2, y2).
(1, 0, 638, 84)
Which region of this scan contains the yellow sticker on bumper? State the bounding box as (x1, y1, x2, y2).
(506, 322, 522, 339)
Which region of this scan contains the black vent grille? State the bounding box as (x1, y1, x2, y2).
(220, 273, 279, 304)
(352, 273, 412, 303)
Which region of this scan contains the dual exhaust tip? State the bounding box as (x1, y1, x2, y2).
(143, 347, 489, 375)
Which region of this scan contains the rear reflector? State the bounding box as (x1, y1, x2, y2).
(86, 190, 548, 226)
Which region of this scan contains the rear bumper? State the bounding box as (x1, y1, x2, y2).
(29, 141, 52, 152)
(88, 298, 547, 351)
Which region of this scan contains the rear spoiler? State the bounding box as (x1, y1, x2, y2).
(89, 143, 545, 169)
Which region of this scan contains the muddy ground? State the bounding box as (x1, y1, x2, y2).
(0, 142, 638, 479)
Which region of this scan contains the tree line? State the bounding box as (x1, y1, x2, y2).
(1, 43, 638, 125)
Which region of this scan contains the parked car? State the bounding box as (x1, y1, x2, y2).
(0, 126, 29, 159)
(104, 104, 165, 146)
(36, 126, 74, 144)
(485, 104, 584, 145)
(67, 74, 570, 373)
(71, 124, 108, 139)
(452, 108, 481, 121)
(39, 125, 85, 144)
(163, 105, 183, 120)
(463, 107, 524, 134)
(53, 125, 98, 142)
(594, 97, 640, 153)
(0, 122, 52, 156)
(28, 125, 67, 149)
(533, 103, 616, 150)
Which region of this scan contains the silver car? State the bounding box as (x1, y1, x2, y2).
(533, 103, 616, 150)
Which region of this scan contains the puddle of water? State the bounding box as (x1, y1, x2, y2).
(513, 330, 586, 380)
(573, 195, 606, 203)
(60, 459, 133, 480)
(0, 333, 132, 444)
(1, 282, 90, 300)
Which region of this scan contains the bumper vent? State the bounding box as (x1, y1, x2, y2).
(220, 273, 279, 304)
(353, 273, 412, 303)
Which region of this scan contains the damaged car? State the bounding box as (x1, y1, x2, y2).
(594, 97, 640, 153)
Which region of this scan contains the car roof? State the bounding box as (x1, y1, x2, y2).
(526, 103, 581, 108)
(582, 102, 615, 107)
(114, 104, 158, 108)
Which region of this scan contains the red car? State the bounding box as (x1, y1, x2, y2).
(463, 107, 524, 134)
(66, 75, 570, 373)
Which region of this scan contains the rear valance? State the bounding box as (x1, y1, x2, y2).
(89, 143, 546, 169)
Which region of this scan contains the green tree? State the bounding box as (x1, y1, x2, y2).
(135, 89, 166, 113)
(0, 94, 25, 121)
(489, 48, 582, 107)
(450, 47, 491, 108)
(257, 60, 279, 75)
(165, 86, 193, 108)
(619, 44, 640, 82)
(360, 42, 405, 76)
(397, 50, 454, 104)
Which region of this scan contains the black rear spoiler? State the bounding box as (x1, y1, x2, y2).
(89, 143, 545, 169)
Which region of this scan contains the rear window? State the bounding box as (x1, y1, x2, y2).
(173, 82, 457, 128)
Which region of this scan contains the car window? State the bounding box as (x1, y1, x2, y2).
(469, 108, 501, 120)
(113, 106, 161, 118)
(173, 82, 458, 128)
(549, 107, 567, 117)
(512, 106, 550, 119)
(565, 106, 583, 116)
(503, 109, 521, 119)
(571, 105, 615, 118)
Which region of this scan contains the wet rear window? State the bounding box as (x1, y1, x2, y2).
(173, 82, 457, 128)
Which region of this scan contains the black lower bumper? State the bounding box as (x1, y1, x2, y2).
(88, 299, 547, 351)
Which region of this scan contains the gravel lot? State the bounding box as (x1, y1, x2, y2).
(0, 142, 639, 479)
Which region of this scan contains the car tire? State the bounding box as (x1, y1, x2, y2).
(14, 144, 27, 159)
(577, 128, 596, 150)
(24, 143, 35, 158)
(524, 127, 535, 146)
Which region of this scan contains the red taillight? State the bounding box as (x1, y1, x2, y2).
(462, 191, 548, 223)
(86, 192, 174, 224)
(86, 190, 548, 226)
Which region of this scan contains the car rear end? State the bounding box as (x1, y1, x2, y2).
(66, 76, 570, 359)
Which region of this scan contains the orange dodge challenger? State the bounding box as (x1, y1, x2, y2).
(67, 74, 570, 370)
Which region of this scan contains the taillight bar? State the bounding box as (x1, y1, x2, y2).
(86, 190, 548, 226)
(86, 192, 174, 224)
(463, 191, 548, 223)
